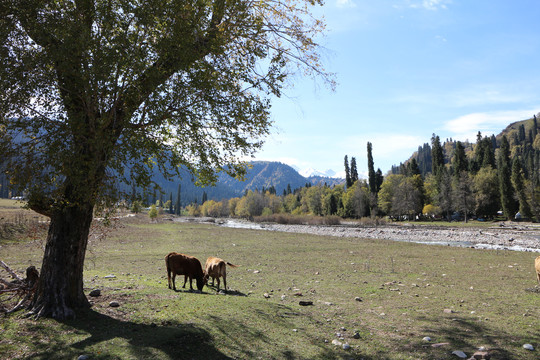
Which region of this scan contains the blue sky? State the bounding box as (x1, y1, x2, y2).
(252, 0, 540, 177)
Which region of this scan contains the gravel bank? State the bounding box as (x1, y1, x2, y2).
(264, 222, 540, 252)
(180, 217, 540, 252)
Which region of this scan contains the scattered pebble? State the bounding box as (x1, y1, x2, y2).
(342, 343, 350, 350)
(451, 350, 467, 358)
(331, 339, 342, 346)
(263, 293, 270, 298)
(355, 297, 362, 302)
(89, 289, 101, 297)
(422, 336, 431, 342)
(104, 274, 116, 279)
(77, 356, 89, 360)
(523, 343, 534, 351)
(109, 301, 120, 307)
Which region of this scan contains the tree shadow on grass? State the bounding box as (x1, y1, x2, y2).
(399, 314, 540, 360)
(23, 309, 232, 360)
(204, 303, 377, 360)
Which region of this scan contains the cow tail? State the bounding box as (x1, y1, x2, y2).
(226, 262, 239, 268)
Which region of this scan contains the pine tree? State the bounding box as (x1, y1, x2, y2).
(169, 192, 173, 214)
(519, 124, 526, 142)
(367, 142, 377, 193)
(498, 136, 518, 219)
(481, 137, 495, 169)
(453, 141, 468, 177)
(350, 157, 359, 184)
(375, 169, 384, 193)
(344, 155, 352, 188)
(175, 184, 181, 216)
(511, 158, 533, 220)
(202, 191, 208, 204)
(408, 158, 421, 176)
(431, 134, 444, 177)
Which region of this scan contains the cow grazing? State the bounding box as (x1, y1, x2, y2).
(204, 256, 239, 292)
(165, 252, 204, 292)
(535, 256, 540, 286)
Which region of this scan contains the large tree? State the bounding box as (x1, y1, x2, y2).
(0, 0, 331, 319)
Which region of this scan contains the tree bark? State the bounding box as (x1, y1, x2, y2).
(28, 202, 94, 319)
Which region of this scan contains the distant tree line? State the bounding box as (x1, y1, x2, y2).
(386, 116, 540, 222)
(185, 116, 540, 223)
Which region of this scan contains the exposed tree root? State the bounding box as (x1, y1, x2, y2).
(0, 261, 39, 315)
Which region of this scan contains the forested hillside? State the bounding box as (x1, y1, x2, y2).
(384, 115, 540, 221)
(392, 116, 539, 179)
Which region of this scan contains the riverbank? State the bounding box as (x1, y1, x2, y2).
(176, 217, 540, 252)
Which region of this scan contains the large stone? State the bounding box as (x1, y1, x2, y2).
(472, 351, 490, 359)
(89, 289, 101, 297)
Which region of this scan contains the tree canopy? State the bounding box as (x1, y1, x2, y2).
(0, 0, 332, 319)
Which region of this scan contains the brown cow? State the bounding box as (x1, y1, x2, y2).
(165, 252, 204, 291)
(535, 256, 540, 286)
(203, 256, 239, 292)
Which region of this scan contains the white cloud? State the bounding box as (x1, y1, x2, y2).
(407, 0, 451, 11)
(392, 84, 537, 109)
(443, 109, 540, 141)
(336, 0, 356, 8)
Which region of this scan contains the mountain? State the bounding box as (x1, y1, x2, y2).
(300, 168, 337, 178)
(146, 161, 345, 205)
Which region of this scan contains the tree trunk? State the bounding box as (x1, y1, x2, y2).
(28, 203, 94, 319)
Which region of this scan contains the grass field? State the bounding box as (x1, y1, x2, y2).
(0, 209, 539, 359)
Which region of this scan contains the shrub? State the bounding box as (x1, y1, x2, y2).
(148, 205, 158, 220)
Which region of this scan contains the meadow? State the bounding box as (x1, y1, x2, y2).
(0, 202, 539, 359)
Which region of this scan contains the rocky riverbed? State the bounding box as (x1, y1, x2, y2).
(179, 217, 540, 252)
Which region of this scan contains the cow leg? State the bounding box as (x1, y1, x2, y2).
(188, 276, 194, 290)
(172, 273, 176, 291)
(537, 272, 540, 285)
(223, 274, 227, 291)
(216, 277, 220, 291)
(182, 275, 187, 288)
(167, 269, 172, 289)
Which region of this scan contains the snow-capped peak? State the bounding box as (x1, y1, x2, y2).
(300, 168, 341, 178)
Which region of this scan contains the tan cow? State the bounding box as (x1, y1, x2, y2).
(165, 252, 205, 292)
(535, 256, 540, 286)
(204, 256, 239, 292)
